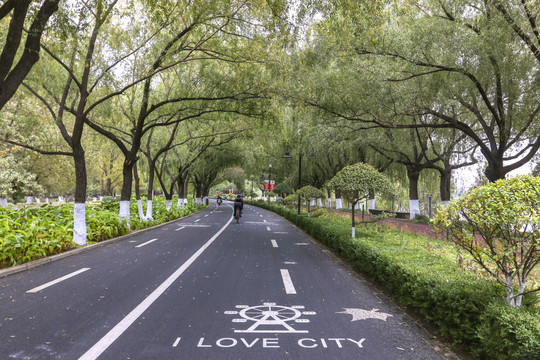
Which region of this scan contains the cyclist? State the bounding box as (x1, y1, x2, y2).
(217, 195, 222, 206)
(234, 194, 243, 218)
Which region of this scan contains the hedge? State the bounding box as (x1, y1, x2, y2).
(248, 201, 540, 360)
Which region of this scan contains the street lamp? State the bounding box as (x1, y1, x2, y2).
(283, 151, 302, 214)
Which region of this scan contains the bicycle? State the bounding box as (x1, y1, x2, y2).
(234, 207, 241, 223)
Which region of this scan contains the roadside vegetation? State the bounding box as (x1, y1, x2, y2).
(0, 198, 205, 269)
(248, 201, 540, 360)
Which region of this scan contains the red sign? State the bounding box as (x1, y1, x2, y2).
(264, 180, 269, 191)
(270, 180, 275, 190)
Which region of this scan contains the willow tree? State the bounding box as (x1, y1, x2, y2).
(304, 0, 540, 183)
(327, 162, 392, 238)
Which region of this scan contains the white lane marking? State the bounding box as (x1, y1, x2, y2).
(27, 268, 91, 293)
(263, 219, 267, 223)
(274, 232, 288, 234)
(280, 269, 297, 294)
(259, 215, 263, 218)
(135, 238, 158, 248)
(194, 219, 200, 223)
(78, 216, 234, 360)
(173, 337, 181, 347)
(175, 226, 185, 232)
(204, 215, 208, 217)
(284, 261, 297, 265)
(266, 226, 271, 232)
(295, 243, 309, 246)
(271, 240, 278, 248)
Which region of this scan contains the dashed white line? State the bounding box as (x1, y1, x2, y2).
(173, 337, 181, 347)
(280, 269, 297, 294)
(263, 219, 267, 223)
(295, 243, 309, 246)
(271, 240, 278, 248)
(194, 219, 201, 223)
(135, 238, 158, 248)
(266, 226, 271, 232)
(175, 226, 185, 232)
(27, 268, 91, 293)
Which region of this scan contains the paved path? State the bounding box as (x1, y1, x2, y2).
(0, 202, 447, 359)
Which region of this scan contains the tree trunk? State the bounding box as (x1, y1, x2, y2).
(407, 166, 421, 219)
(73, 144, 87, 245)
(439, 167, 452, 205)
(119, 158, 135, 226)
(133, 162, 146, 220)
(145, 161, 155, 220)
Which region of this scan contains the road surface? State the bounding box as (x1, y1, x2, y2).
(0, 201, 448, 359)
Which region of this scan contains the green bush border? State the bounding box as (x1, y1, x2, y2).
(249, 201, 540, 360)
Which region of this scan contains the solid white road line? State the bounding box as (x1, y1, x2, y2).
(135, 238, 158, 248)
(78, 215, 234, 360)
(271, 240, 278, 248)
(27, 268, 91, 293)
(280, 269, 297, 294)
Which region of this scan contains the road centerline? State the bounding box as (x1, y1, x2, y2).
(26, 268, 91, 293)
(78, 216, 234, 360)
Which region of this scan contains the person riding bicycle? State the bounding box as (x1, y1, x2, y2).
(216, 195, 222, 206)
(233, 194, 243, 218)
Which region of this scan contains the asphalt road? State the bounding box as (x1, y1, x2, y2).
(0, 201, 447, 359)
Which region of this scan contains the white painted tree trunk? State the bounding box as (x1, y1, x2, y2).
(58, 196, 65, 203)
(73, 203, 87, 245)
(196, 197, 202, 205)
(36, 198, 41, 204)
(178, 198, 183, 207)
(310, 199, 315, 207)
(327, 198, 332, 208)
(166, 199, 172, 211)
(409, 199, 420, 219)
(119, 200, 131, 229)
(317, 198, 323, 207)
(336, 198, 343, 209)
(368, 199, 376, 210)
(45, 198, 49, 204)
(137, 199, 146, 221)
(441, 200, 450, 208)
(25, 196, 33, 205)
(146, 200, 153, 220)
(0, 198, 8, 207)
(352, 227, 356, 238)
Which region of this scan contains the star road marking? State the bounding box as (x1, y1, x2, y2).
(337, 308, 393, 321)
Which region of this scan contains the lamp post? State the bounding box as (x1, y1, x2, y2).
(283, 150, 301, 214)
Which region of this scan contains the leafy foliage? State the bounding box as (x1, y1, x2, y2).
(434, 175, 540, 307)
(0, 200, 204, 268)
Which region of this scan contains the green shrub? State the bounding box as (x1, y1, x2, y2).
(475, 302, 540, 360)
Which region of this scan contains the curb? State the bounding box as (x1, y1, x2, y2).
(0, 206, 207, 279)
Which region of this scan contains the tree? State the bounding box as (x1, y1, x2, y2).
(433, 175, 540, 307)
(295, 185, 323, 214)
(274, 183, 293, 198)
(0, 0, 60, 109)
(327, 162, 392, 238)
(0, 151, 43, 205)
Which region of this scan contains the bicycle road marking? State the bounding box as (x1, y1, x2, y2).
(27, 268, 91, 293)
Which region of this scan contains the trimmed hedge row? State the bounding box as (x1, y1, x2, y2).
(249, 201, 540, 360)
